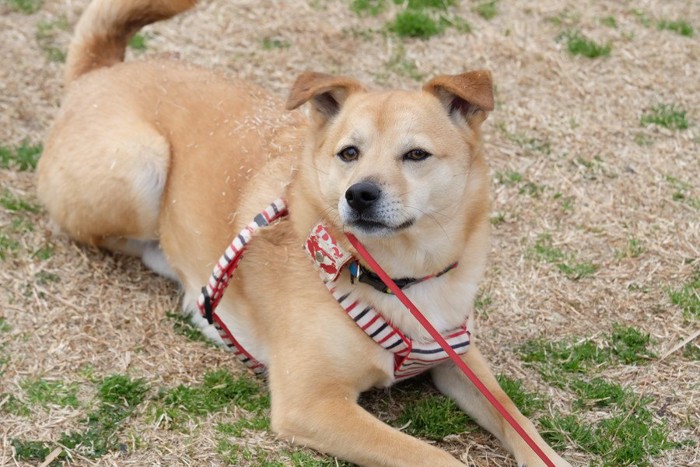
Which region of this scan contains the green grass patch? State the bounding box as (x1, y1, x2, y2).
(4, 0, 43, 13)
(0, 317, 10, 333)
(529, 233, 597, 280)
(165, 311, 214, 345)
(394, 393, 470, 440)
(494, 170, 522, 185)
(641, 104, 689, 130)
(21, 378, 79, 408)
(385, 45, 425, 81)
(128, 33, 148, 51)
(13, 374, 149, 461)
(1, 393, 30, 416)
(561, 30, 611, 58)
(36, 16, 69, 63)
(1, 191, 41, 214)
(11, 439, 52, 461)
(474, 0, 498, 20)
(496, 374, 545, 417)
(668, 268, 700, 318)
(665, 175, 700, 209)
(522, 331, 676, 465)
(59, 374, 149, 457)
(0, 141, 42, 171)
(630, 9, 652, 27)
(350, 0, 387, 16)
(617, 238, 645, 259)
(521, 324, 656, 376)
(390, 9, 443, 38)
(610, 324, 657, 363)
(262, 36, 291, 50)
(0, 233, 20, 260)
(155, 369, 268, 426)
(657, 19, 694, 37)
(600, 16, 617, 28)
(683, 342, 700, 360)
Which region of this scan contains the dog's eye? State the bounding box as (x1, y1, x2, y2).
(403, 149, 432, 161)
(337, 146, 360, 162)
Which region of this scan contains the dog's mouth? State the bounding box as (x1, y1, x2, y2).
(348, 217, 415, 235)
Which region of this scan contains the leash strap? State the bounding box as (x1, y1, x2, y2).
(196, 198, 288, 374)
(346, 233, 556, 467)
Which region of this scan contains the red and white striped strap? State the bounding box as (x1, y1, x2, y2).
(196, 198, 288, 374)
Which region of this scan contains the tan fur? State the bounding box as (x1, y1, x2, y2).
(37, 1, 570, 466)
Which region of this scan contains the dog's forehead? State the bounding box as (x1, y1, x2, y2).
(342, 90, 447, 134)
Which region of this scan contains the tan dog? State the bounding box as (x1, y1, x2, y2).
(37, 1, 570, 465)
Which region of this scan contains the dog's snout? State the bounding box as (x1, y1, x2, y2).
(345, 182, 380, 213)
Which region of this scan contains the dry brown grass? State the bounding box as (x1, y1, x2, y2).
(1, 0, 698, 466)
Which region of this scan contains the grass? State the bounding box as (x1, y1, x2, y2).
(617, 238, 645, 259)
(0, 233, 20, 260)
(394, 393, 471, 440)
(4, 0, 43, 14)
(0, 141, 42, 171)
(521, 324, 656, 376)
(474, 1, 498, 20)
(640, 104, 689, 130)
(600, 16, 617, 28)
(21, 378, 79, 408)
(165, 311, 215, 345)
(262, 36, 291, 50)
(154, 369, 268, 427)
(12, 374, 149, 462)
(665, 175, 700, 209)
(385, 45, 425, 81)
(36, 17, 69, 63)
(668, 268, 700, 319)
(657, 19, 694, 37)
(496, 374, 545, 417)
(128, 33, 148, 51)
(390, 9, 443, 38)
(353, 0, 463, 39)
(0, 190, 41, 214)
(350, 0, 387, 16)
(520, 329, 678, 465)
(529, 233, 598, 280)
(561, 30, 611, 58)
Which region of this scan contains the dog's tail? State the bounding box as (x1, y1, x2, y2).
(64, 0, 196, 85)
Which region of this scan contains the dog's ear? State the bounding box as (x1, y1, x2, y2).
(286, 71, 364, 123)
(423, 70, 494, 127)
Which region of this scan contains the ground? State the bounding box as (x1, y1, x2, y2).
(0, 0, 699, 466)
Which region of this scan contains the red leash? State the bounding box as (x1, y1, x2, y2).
(346, 233, 555, 467)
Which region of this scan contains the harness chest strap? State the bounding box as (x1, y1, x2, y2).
(197, 199, 470, 379)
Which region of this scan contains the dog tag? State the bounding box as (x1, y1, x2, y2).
(305, 223, 352, 282)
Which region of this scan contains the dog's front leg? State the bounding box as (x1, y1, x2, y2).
(268, 368, 464, 466)
(431, 345, 571, 467)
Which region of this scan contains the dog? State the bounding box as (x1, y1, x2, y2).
(36, 0, 570, 465)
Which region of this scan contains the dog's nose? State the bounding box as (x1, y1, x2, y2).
(345, 182, 380, 213)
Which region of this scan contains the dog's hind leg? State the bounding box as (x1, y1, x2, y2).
(38, 120, 170, 261)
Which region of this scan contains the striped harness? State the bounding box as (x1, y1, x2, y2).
(197, 199, 471, 381)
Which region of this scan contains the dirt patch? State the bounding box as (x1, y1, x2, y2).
(1, 0, 698, 466)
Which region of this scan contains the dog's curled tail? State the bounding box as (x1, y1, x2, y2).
(64, 0, 196, 85)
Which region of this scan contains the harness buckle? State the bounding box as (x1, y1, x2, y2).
(201, 286, 214, 325)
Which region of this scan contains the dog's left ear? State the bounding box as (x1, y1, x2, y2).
(286, 71, 364, 124)
(423, 70, 494, 128)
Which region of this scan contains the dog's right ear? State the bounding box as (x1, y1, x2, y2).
(286, 72, 364, 123)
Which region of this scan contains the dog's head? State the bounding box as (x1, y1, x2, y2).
(287, 71, 493, 272)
